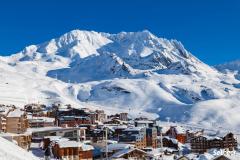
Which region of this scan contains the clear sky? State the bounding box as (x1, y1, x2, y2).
(0, 0, 239, 64)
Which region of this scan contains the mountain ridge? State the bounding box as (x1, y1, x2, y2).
(1, 29, 240, 131)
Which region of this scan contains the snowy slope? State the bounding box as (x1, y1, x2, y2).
(215, 60, 240, 81)
(0, 29, 240, 130)
(0, 137, 39, 160)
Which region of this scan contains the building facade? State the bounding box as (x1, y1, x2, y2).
(6, 109, 28, 134)
(190, 133, 237, 153)
(146, 127, 157, 148)
(119, 127, 147, 149)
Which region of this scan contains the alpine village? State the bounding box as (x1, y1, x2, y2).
(0, 103, 238, 160)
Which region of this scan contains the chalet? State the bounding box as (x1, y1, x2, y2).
(52, 140, 94, 160)
(165, 126, 187, 144)
(42, 136, 69, 149)
(221, 132, 237, 151)
(119, 127, 147, 149)
(190, 136, 210, 153)
(110, 148, 148, 160)
(58, 116, 91, 127)
(157, 136, 179, 149)
(190, 133, 237, 153)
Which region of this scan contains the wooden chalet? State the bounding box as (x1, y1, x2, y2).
(190, 133, 237, 153)
(165, 126, 187, 144)
(110, 148, 148, 160)
(157, 136, 179, 149)
(52, 140, 94, 160)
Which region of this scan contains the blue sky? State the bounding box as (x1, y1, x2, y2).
(0, 0, 239, 64)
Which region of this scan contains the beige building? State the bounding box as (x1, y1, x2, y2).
(1, 132, 32, 150)
(6, 109, 28, 134)
(0, 106, 13, 132)
(0, 107, 30, 150)
(0, 115, 7, 132)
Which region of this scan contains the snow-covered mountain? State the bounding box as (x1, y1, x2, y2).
(1, 29, 240, 131)
(215, 60, 240, 81)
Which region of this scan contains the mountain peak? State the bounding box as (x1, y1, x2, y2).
(11, 29, 214, 76)
(108, 29, 158, 42)
(18, 29, 111, 59)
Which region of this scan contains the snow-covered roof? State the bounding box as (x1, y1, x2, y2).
(124, 127, 143, 132)
(111, 148, 147, 158)
(101, 143, 134, 152)
(57, 140, 94, 150)
(163, 136, 178, 144)
(0, 132, 31, 138)
(28, 126, 86, 133)
(105, 124, 128, 130)
(58, 141, 82, 148)
(135, 120, 154, 124)
(147, 147, 178, 157)
(28, 116, 55, 123)
(97, 140, 118, 145)
(81, 144, 94, 151)
(0, 106, 11, 116)
(7, 109, 24, 118)
(202, 135, 222, 140)
(44, 136, 69, 142)
(175, 126, 185, 134)
(161, 126, 171, 134)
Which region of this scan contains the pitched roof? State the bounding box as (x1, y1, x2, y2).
(124, 127, 143, 132)
(212, 155, 231, 160)
(7, 109, 24, 118)
(101, 143, 134, 152)
(111, 148, 147, 158)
